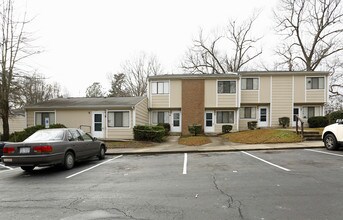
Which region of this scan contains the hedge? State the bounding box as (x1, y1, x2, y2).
(9, 124, 67, 142)
(222, 125, 233, 133)
(279, 117, 290, 128)
(188, 124, 202, 136)
(157, 123, 170, 135)
(247, 121, 257, 130)
(308, 116, 329, 128)
(133, 125, 165, 142)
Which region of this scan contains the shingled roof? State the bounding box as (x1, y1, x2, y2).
(25, 97, 146, 110)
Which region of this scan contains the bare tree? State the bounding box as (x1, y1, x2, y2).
(108, 73, 131, 97)
(121, 53, 163, 96)
(274, 0, 343, 71)
(12, 73, 61, 107)
(0, 0, 39, 140)
(182, 14, 262, 74)
(85, 82, 104, 98)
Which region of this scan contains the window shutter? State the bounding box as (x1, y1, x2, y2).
(253, 78, 259, 90)
(108, 112, 114, 127)
(241, 79, 246, 90)
(251, 107, 256, 119)
(164, 112, 169, 123)
(152, 82, 157, 94)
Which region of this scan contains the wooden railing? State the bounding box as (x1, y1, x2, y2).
(294, 115, 304, 138)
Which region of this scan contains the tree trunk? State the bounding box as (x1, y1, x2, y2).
(1, 113, 9, 141)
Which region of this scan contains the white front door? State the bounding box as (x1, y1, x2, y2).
(258, 107, 268, 127)
(92, 111, 105, 138)
(171, 111, 182, 132)
(204, 111, 215, 133)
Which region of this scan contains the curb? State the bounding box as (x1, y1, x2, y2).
(105, 145, 324, 155)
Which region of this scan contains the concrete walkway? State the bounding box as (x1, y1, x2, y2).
(106, 136, 324, 155)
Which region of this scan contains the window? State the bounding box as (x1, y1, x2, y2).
(151, 81, 169, 94)
(108, 111, 130, 127)
(35, 112, 55, 126)
(307, 77, 324, 89)
(217, 81, 236, 94)
(308, 107, 315, 118)
(242, 78, 259, 90)
(216, 111, 234, 124)
(152, 111, 169, 124)
(240, 107, 256, 119)
(78, 129, 93, 141)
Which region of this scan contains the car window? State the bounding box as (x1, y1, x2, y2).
(67, 131, 74, 141)
(69, 129, 83, 141)
(24, 129, 65, 142)
(78, 129, 93, 141)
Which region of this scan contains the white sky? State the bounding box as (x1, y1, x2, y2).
(22, 0, 279, 96)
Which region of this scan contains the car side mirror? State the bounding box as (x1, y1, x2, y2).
(93, 137, 97, 141)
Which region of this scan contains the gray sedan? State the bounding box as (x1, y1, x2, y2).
(1, 128, 106, 171)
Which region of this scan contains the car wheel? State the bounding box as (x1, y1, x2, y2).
(64, 151, 75, 170)
(21, 166, 35, 172)
(98, 146, 105, 160)
(324, 134, 338, 150)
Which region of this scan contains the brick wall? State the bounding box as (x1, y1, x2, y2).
(181, 79, 205, 135)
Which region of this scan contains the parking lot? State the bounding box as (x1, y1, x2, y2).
(1, 148, 343, 220)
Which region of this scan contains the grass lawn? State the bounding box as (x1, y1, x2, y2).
(178, 135, 212, 146)
(106, 141, 155, 149)
(222, 129, 302, 144)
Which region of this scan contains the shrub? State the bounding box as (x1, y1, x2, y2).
(327, 110, 343, 124)
(133, 125, 165, 142)
(157, 123, 170, 135)
(278, 117, 290, 128)
(188, 124, 202, 136)
(9, 124, 67, 142)
(222, 125, 233, 133)
(308, 116, 329, 128)
(247, 121, 257, 130)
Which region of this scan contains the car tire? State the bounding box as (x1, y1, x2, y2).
(21, 166, 35, 172)
(98, 146, 105, 160)
(63, 151, 75, 170)
(324, 134, 338, 150)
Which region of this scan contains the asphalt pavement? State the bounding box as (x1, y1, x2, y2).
(106, 136, 324, 155)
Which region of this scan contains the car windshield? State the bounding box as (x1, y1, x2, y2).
(24, 129, 65, 142)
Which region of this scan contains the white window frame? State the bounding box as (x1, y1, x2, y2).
(216, 111, 235, 124)
(241, 78, 259, 90)
(240, 107, 257, 119)
(34, 111, 56, 126)
(306, 77, 324, 90)
(217, 80, 236, 94)
(151, 81, 169, 95)
(107, 110, 130, 128)
(151, 111, 169, 124)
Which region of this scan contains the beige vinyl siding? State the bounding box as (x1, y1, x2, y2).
(107, 128, 133, 139)
(294, 76, 305, 103)
(170, 80, 182, 108)
(217, 95, 237, 107)
(239, 119, 251, 130)
(151, 95, 169, 108)
(56, 110, 91, 128)
(306, 90, 325, 103)
(241, 91, 258, 103)
(135, 98, 149, 125)
(205, 80, 216, 107)
(271, 76, 293, 126)
(0, 115, 26, 134)
(259, 76, 271, 103)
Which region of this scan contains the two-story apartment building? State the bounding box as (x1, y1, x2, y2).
(148, 71, 329, 135)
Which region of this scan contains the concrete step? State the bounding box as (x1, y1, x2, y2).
(303, 136, 322, 141)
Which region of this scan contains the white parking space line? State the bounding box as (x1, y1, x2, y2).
(241, 151, 291, 172)
(183, 153, 188, 175)
(305, 149, 343, 157)
(66, 155, 123, 179)
(0, 163, 13, 170)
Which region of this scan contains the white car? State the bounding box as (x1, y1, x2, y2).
(322, 119, 343, 150)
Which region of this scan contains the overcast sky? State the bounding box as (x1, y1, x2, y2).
(23, 0, 278, 96)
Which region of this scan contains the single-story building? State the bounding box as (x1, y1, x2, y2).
(24, 97, 148, 140)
